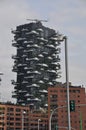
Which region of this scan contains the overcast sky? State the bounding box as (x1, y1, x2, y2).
(0, 0, 86, 102)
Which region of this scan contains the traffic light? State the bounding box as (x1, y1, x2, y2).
(55, 125, 58, 130)
(70, 100, 75, 112)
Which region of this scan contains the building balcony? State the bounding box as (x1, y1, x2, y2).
(11, 80, 19, 85)
(24, 49, 34, 53)
(26, 84, 40, 88)
(25, 93, 33, 97)
(12, 94, 17, 98)
(39, 89, 48, 94)
(37, 37, 48, 42)
(17, 73, 24, 76)
(21, 54, 27, 58)
(51, 62, 58, 66)
(36, 28, 43, 32)
(49, 37, 58, 41)
(55, 48, 61, 54)
(21, 28, 28, 32)
(44, 104, 48, 107)
(23, 40, 33, 44)
(36, 63, 48, 68)
(47, 82, 53, 86)
(44, 77, 49, 81)
(26, 44, 40, 48)
(18, 90, 27, 93)
(47, 70, 57, 74)
(31, 98, 41, 102)
(47, 56, 53, 60)
(46, 44, 56, 49)
(24, 76, 34, 79)
(17, 63, 27, 67)
(16, 37, 26, 41)
(24, 67, 30, 70)
(12, 66, 18, 72)
(27, 71, 41, 75)
(22, 81, 28, 84)
(38, 80, 44, 84)
(12, 55, 19, 59)
(38, 54, 44, 58)
(11, 30, 20, 34)
(26, 57, 39, 61)
(26, 30, 39, 35)
(17, 46, 24, 50)
(42, 52, 48, 55)
(12, 42, 19, 47)
(27, 98, 32, 101)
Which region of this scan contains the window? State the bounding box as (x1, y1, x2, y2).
(16, 123, 21, 126)
(73, 90, 76, 93)
(0, 107, 5, 110)
(16, 108, 21, 112)
(76, 90, 80, 93)
(7, 122, 14, 125)
(7, 117, 14, 120)
(52, 95, 57, 98)
(7, 108, 14, 112)
(60, 90, 63, 92)
(16, 113, 21, 116)
(84, 120, 86, 123)
(15, 118, 21, 121)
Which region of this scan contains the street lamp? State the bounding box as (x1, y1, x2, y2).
(22, 111, 26, 130)
(58, 35, 71, 130)
(49, 106, 66, 130)
(49, 106, 76, 130)
(49, 34, 71, 130)
(38, 119, 41, 130)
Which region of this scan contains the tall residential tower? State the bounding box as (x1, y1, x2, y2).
(12, 21, 61, 108)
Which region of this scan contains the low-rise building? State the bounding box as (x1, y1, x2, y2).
(0, 102, 29, 130)
(48, 84, 86, 130)
(0, 83, 86, 130)
(29, 109, 48, 130)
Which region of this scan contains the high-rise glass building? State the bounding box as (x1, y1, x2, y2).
(12, 21, 61, 109)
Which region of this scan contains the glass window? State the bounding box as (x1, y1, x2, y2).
(16, 108, 21, 112)
(7, 108, 14, 111)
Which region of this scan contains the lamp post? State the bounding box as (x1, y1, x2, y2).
(58, 35, 71, 130)
(38, 119, 41, 130)
(22, 111, 26, 130)
(63, 36, 71, 130)
(49, 106, 66, 130)
(49, 35, 71, 130)
(49, 106, 76, 130)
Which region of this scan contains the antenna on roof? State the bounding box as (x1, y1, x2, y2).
(26, 19, 48, 23)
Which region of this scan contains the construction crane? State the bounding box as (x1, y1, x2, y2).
(26, 19, 48, 23)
